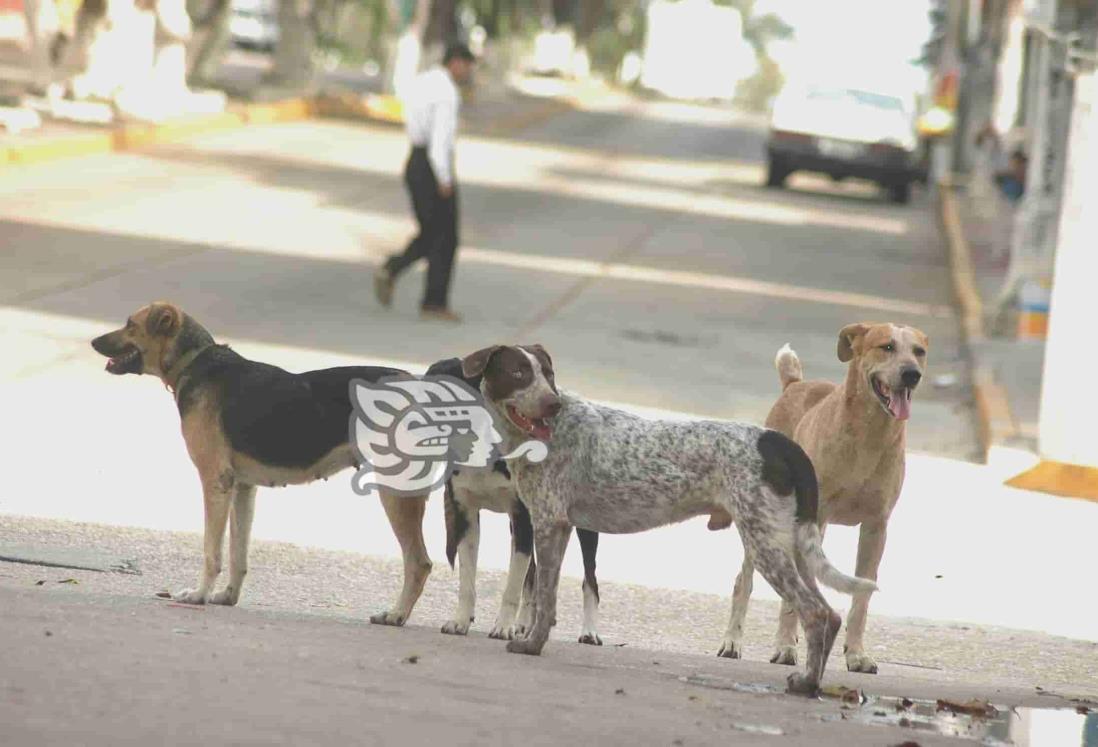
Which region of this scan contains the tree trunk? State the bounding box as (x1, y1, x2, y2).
(185, 0, 230, 85)
(266, 0, 315, 88)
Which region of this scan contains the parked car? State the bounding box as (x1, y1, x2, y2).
(766, 83, 919, 203)
(230, 0, 278, 52)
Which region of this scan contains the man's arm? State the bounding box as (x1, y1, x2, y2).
(428, 96, 457, 196)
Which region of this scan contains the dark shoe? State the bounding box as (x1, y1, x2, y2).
(373, 267, 394, 308)
(420, 306, 462, 323)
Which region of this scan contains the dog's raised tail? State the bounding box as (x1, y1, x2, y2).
(775, 343, 803, 390)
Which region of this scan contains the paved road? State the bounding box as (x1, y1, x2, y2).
(1, 516, 1095, 747)
(1, 93, 977, 457)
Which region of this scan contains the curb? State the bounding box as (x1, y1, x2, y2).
(937, 185, 1017, 462)
(0, 97, 318, 169)
(0, 88, 574, 171)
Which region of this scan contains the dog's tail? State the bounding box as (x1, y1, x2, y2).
(797, 522, 877, 595)
(758, 431, 877, 596)
(775, 343, 803, 391)
(443, 479, 461, 569)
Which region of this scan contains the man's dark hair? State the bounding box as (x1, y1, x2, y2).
(443, 43, 476, 64)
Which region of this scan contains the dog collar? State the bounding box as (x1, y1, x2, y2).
(164, 344, 214, 395)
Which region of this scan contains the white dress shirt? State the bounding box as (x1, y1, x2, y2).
(402, 67, 460, 188)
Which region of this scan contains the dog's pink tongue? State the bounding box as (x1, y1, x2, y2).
(889, 389, 912, 420)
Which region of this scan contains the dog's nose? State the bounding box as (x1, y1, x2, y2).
(901, 367, 922, 388)
(542, 399, 562, 418)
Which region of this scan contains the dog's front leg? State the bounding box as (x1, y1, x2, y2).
(174, 477, 233, 605)
(442, 507, 479, 635)
(489, 503, 533, 640)
(506, 523, 569, 656)
(209, 484, 256, 606)
(844, 520, 886, 673)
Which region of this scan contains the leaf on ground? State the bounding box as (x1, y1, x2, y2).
(57, 578, 79, 584)
(402, 654, 420, 664)
(935, 698, 997, 718)
(34, 580, 46, 586)
(155, 591, 172, 599)
(820, 684, 866, 705)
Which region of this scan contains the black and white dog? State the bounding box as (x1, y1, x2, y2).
(460, 344, 877, 696)
(427, 352, 602, 645)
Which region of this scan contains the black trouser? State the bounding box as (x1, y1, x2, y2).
(385, 147, 459, 309)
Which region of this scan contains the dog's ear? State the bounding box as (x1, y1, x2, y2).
(837, 323, 871, 363)
(522, 344, 553, 370)
(461, 345, 505, 378)
(146, 303, 182, 337)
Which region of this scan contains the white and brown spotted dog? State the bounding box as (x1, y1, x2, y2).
(725, 322, 928, 673)
(462, 344, 877, 696)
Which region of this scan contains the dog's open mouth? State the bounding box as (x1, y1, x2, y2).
(506, 404, 553, 441)
(105, 346, 142, 375)
(871, 375, 912, 421)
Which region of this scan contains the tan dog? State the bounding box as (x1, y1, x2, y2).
(721, 322, 928, 673)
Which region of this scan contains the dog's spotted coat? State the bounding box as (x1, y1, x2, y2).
(465, 345, 877, 695)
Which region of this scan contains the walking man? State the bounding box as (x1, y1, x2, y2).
(374, 43, 476, 322)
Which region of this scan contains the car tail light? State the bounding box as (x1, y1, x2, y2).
(770, 130, 814, 145)
(869, 141, 903, 155)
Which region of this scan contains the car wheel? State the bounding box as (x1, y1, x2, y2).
(888, 182, 911, 204)
(766, 157, 790, 188)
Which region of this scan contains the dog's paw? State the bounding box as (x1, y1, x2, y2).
(578, 632, 603, 646)
(845, 651, 879, 674)
(716, 640, 743, 659)
(208, 587, 240, 606)
(769, 645, 798, 666)
(172, 588, 208, 605)
(784, 672, 820, 697)
(370, 610, 407, 626)
(441, 619, 471, 636)
(488, 623, 521, 640)
(505, 637, 544, 656)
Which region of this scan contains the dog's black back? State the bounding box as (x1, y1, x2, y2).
(178, 345, 405, 469)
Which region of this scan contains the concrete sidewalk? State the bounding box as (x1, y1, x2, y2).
(2, 515, 1096, 746)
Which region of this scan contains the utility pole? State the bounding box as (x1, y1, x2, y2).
(992, 0, 1075, 331)
(1008, 3, 1098, 499)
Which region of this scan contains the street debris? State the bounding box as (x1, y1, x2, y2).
(155, 591, 172, 599)
(935, 698, 997, 718)
(402, 654, 420, 664)
(615, 688, 626, 695)
(172, 628, 191, 635)
(820, 684, 867, 706)
(58, 578, 79, 585)
(730, 722, 783, 736)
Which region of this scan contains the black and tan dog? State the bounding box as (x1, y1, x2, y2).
(91, 302, 431, 622)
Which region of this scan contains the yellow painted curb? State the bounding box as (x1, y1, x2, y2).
(116, 111, 251, 150)
(316, 93, 404, 124)
(1006, 460, 1098, 503)
(239, 97, 316, 125)
(939, 186, 984, 341)
(7, 131, 114, 165)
